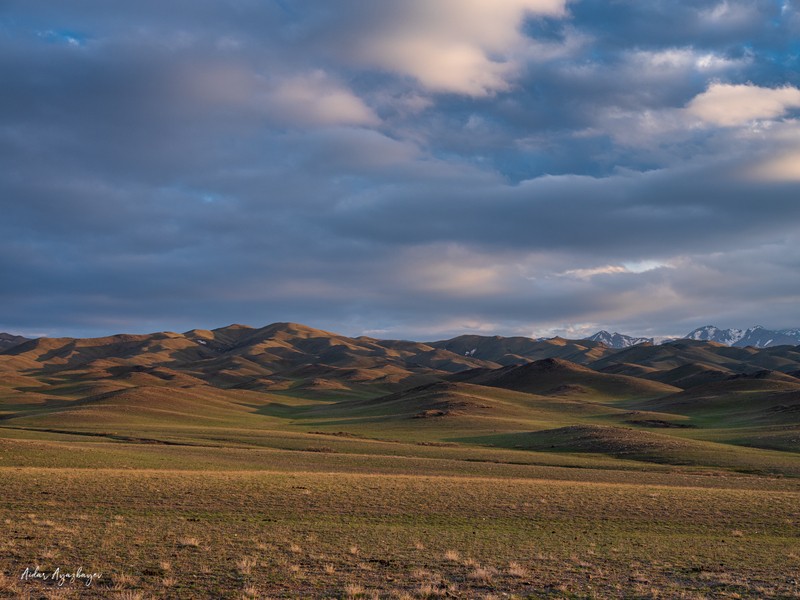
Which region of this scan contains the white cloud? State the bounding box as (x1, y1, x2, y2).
(567, 50, 747, 148)
(266, 71, 379, 127)
(596, 82, 800, 150)
(623, 260, 671, 273)
(345, 0, 567, 96)
(700, 1, 760, 26)
(630, 48, 747, 73)
(686, 83, 800, 126)
(560, 265, 628, 279)
(536, 322, 601, 339)
(559, 260, 670, 280)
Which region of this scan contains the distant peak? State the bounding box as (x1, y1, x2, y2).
(213, 323, 254, 331)
(254, 321, 342, 339)
(585, 330, 653, 349)
(262, 321, 320, 332)
(684, 324, 800, 348)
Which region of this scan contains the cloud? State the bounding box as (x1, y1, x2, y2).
(686, 83, 800, 126)
(559, 266, 629, 279)
(559, 261, 670, 280)
(265, 71, 380, 127)
(337, 0, 568, 95)
(699, 1, 762, 27)
(1, 0, 800, 340)
(181, 66, 379, 127)
(393, 245, 510, 297)
(748, 149, 800, 181)
(628, 48, 749, 74)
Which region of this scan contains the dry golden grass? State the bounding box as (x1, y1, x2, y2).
(506, 561, 528, 577)
(240, 585, 259, 599)
(443, 549, 460, 561)
(343, 582, 365, 598)
(467, 566, 495, 583)
(417, 581, 448, 597)
(111, 573, 137, 589)
(236, 556, 257, 576)
(410, 568, 433, 579)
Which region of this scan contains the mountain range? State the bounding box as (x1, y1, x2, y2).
(1, 320, 800, 469)
(684, 325, 800, 348)
(2, 323, 799, 357)
(581, 325, 800, 349)
(1, 321, 800, 393)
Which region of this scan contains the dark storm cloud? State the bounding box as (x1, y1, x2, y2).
(2, 1, 800, 339)
(323, 153, 800, 256)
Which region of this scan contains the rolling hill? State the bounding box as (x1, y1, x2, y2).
(451, 357, 680, 401)
(428, 335, 612, 365)
(1, 321, 799, 474)
(589, 339, 800, 373)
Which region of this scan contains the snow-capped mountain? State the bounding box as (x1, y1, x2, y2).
(685, 325, 745, 345)
(585, 330, 653, 349)
(684, 325, 800, 348)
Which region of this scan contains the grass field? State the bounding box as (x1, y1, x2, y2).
(1, 435, 799, 599)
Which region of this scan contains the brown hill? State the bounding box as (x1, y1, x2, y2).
(2, 323, 799, 434)
(0, 322, 498, 394)
(3, 332, 215, 370)
(4, 385, 263, 429)
(478, 424, 765, 468)
(597, 362, 660, 378)
(205, 322, 491, 374)
(590, 340, 800, 374)
(645, 363, 735, 389)
(0, 333, 28, 352)
(632, 377, 800, 428)
(451, 358, 679, 401)
(349, 381, 501, 419)
(428, 335, 611, 366)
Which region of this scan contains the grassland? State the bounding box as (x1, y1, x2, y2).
(2, 325, 800, 597)
(2, 428, 799, 599)
(2, 456, 800, 599)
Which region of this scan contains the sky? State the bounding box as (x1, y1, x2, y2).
(2, 1, 800, 341)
